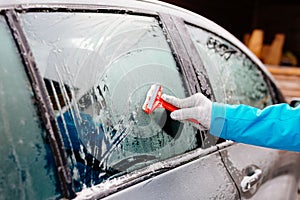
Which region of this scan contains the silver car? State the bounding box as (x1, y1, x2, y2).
(1, 0, 300, 199)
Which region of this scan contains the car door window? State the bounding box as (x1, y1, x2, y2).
(186, 24, 273, 109)
(0, 15, 60, 199)
(19, 12, 204, 191)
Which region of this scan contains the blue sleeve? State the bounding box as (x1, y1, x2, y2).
(209, 102, 300, 152)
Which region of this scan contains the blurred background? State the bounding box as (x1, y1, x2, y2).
(161, 0, 300, 102)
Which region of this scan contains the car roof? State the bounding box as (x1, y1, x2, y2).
(0, 0, 212, 23)
(0, 0, 245, 51)
(0, 0, 236, 37)
(0, 0, 274, 82)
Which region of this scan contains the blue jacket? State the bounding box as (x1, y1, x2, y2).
(210, 103, 300, 152)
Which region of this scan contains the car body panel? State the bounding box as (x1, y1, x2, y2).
(75, 147, 239, 200)
(218, 143, 300, 199)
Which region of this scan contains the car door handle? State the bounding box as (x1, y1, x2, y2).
(240, 168, 263, 192)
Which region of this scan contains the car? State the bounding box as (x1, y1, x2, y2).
(1, 0, 300, 199)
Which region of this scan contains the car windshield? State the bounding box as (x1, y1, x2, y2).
(19, 12, 206, 191)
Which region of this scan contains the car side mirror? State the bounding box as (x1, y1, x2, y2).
(289, 98, 300, 108)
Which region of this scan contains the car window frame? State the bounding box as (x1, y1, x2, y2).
(162, 15, 216, 101)
(4, 9, 76, 199)
(2, 5, 225, 199)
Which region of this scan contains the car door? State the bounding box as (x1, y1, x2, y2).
(11, 4, 239, 199)
(181, 19, 300, 199)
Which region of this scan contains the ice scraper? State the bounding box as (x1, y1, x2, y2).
(142, 83, 199, 124)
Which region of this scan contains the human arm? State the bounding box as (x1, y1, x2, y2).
(211, 102, 300, 152)
(162, 93, 300, 152)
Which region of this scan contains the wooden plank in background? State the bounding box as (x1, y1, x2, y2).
(266, 65, 300, 102)
(263, 34, 285, 65)
(248, 29, 264, 59)
(267, 66, 300, 76)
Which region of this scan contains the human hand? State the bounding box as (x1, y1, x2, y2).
(161, 93, 212, 129)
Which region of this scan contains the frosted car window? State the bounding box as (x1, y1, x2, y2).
(186, 24, 273, 108)
(0, 16, 60, 199)
(20, 12, 202, 191)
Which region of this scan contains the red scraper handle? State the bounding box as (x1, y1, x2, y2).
(160, 98, 199, 124)
(160, 98, 178, 112)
